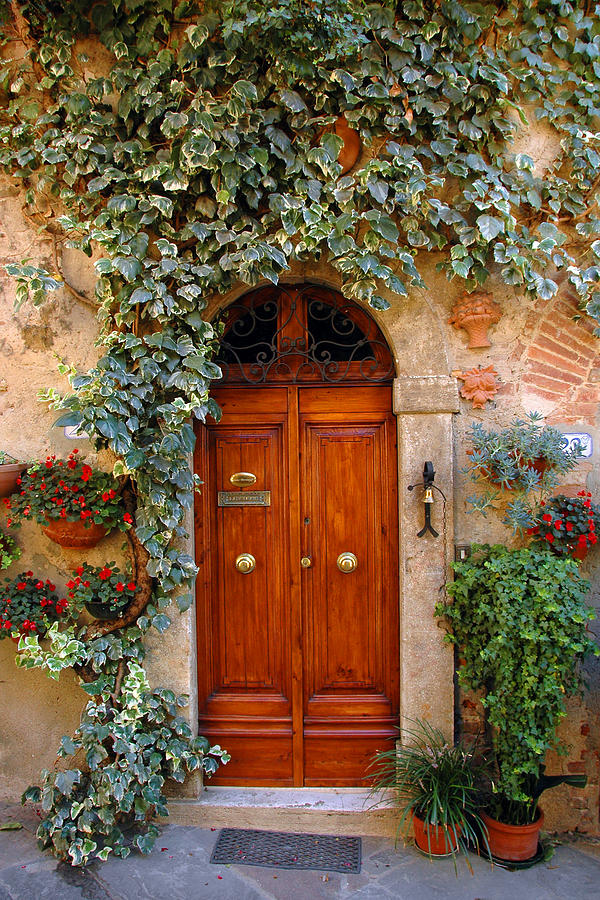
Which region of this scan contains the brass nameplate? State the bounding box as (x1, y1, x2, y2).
(218, 490, 271, 507)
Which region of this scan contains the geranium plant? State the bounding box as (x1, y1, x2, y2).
(529, 492, 600, 561)
(0, 571, 69, 639)
(67, 563, 137, 620)
(0, 526, 20, 570)
(3, 450, 129, 532)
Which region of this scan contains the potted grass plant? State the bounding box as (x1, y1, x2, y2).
(368, 719, 488, 859)
(436, 544, 598, 862)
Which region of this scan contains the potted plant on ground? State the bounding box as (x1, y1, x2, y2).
(528, 491, 600, 562)
(436, 544, 598, 862)
(3, 450, 132, 548)
(0, 571, 70, 639)
(66, 562, 137, 621)
(0, 451, 28, 499)
(368, 719, 489, 860)
(463, 412, 585, 532)
(0, 526, 20, 570)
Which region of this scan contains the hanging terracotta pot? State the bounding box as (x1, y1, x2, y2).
(412, 814, 461, 856)
(0, 463, 27, 499)
(335, 115, 361, 174)
(42, 517, 108, 549)
(480, 808, 544, 862)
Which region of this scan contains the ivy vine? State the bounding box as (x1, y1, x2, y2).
(0, 0, 598, 864)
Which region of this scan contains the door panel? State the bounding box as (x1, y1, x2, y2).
(301, 392, 399, 785)
(195, 390, 294, 784)
(196, 384, 399, 786)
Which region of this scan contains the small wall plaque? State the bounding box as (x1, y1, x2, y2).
(562, 433, 593, 458)
(218, 491, 271, 507)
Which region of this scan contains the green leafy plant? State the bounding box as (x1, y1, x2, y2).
(436, 544, 599, 826)
(529, 492, 600, 561)
(0, 526, 20, 570)
(66, 562, 137, 620)
(368, 719, 488, 858)
(21, 660, 230, 864)
(463, 412, 585, 532)
(0, 571, 69, 639)
(3, 450, 129, 532)
(0, 452, 19, 465)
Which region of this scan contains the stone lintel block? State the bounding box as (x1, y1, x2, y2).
(393, 376, 460, 414)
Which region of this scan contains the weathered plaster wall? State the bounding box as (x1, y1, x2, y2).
(1, 160, 599, 832)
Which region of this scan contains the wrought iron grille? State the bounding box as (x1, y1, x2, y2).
(215, 285, 394, 384)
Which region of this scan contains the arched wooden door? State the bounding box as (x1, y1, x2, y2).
(194, 285, 399, 786)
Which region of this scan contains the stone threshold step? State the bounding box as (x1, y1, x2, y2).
(163, 787, 397, 837)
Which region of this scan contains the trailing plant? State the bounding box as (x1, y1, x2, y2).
(463, 412, 585, 532)
(0, 571, 69, 639)
(66, 562, 137, 620)
(20, 654, 230, 864)
(528, 491, 600, 561)
(436, 544, 599, 826)
(0, 526, 20, 570)
(0, 0, 597, 864)
(3, 450, 129, 531)
(368, 718, 488, 859)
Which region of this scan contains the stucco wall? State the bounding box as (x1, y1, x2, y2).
(1, 167, 599, 831)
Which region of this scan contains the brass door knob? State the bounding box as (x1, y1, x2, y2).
(337, 552, 358, 573)
(235, 553, 256, 574)
(300, 557, 312, 568)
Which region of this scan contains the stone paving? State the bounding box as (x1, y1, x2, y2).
(1, 801, 600, 899)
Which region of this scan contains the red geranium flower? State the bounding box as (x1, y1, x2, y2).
(123, 512, 133, 524)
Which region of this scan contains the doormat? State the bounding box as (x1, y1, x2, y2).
(210, 827, 362, 873)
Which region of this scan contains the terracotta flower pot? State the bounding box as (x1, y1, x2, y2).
(0, 463, 27, 499)
(413, 813, 461, 856)
(335, 115, 361, 174)
(480, 808, 544, 862)
(42, 517, 108, 549)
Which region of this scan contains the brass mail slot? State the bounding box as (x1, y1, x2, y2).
(218, 490, 271, 507)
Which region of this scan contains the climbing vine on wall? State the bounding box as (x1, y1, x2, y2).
(0, 0, 598, 865)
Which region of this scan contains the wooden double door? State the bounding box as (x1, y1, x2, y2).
(195, 383, 399, 786)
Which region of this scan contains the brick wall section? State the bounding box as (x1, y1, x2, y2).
(515, 291, 600, 426)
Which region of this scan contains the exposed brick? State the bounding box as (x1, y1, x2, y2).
(530, 334, 585, 365)
(538, 322, 596, 358)
(528, 347, 589, 378)
(547, 313, 600, 352)
(527, 360, 584, 386)
(522, 373, 573, 394)
(574, 387, 600, 403)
